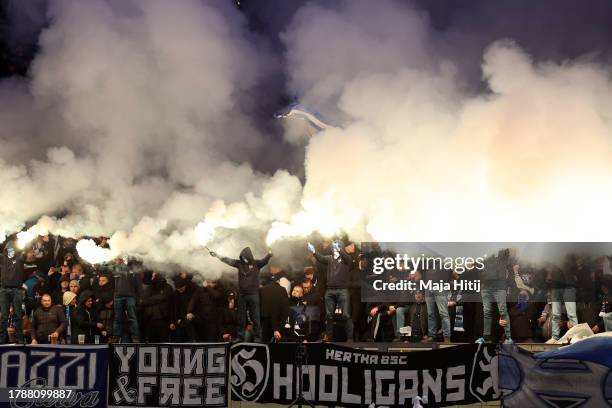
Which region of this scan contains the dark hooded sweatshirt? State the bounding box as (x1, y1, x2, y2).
(219, 247, 272, 294)
(313, 249, 352, 289)
(1, 242, 25, 288)
(72, 291, 103, 343)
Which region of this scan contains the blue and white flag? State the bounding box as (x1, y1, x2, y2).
(274, 102, 335, 132)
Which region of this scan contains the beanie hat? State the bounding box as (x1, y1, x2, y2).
(63, 291, 77, 306)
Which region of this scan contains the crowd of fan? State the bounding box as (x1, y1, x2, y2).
(1, 234, 611, 345)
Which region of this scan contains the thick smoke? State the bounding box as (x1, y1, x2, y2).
(3, 0, 612, 277)
(0, 0, 303, 277)
(276, 0, 612, 243)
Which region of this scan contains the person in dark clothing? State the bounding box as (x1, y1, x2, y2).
(0, 239, 25, 344)
(366, 303, 396, 342)
(308, 240, 354, 342)
(72, 291, 104, 344)
(209, 247, 272, 342)
(548, 257, 578, 341)
(171, 275, 197, 342)
(422, 266, 452, 343)
(98, 293, 114, 343)
(220, 291, 239, 341)
(477, 249, 513, 344)
(110, 258, 140, 343)
(186, 280, 224, 342)
(508, 264, 538, 342)
(299, 280, 322, 340)
(405, 291, 429, 342)
(53, 273, 72, 305)
(260, 278, 289, 343)
(141, 272, 173, 343)
(31, 294, 67, 344)
(93, 273, 114, 310)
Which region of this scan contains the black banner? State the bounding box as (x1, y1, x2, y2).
(107, 343, 229, 407)
(230, 342, 499, 407)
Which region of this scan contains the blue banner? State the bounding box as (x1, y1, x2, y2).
(0, 344, 108, 408)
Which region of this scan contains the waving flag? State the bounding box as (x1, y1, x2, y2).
(535, 335, 612, 368)
(274, 101, 335, 132)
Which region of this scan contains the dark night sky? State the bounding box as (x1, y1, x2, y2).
(3, 0, 612, 79)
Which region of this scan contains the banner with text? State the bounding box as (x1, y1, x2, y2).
(0, 344, 108, 408)
(107, 343, 229, 408)
(230, 342, 499, 407)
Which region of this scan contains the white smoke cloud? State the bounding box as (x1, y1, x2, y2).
(279, 0, 612, 243)
(3, 0, 612, 278)
(0, 0, 303, 275)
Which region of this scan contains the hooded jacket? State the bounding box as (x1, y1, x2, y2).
(141, 276, 174, 321)
(0, 242, 25, 288)
(219, 247, 272, 294)
(72, 291, 102, 343)
(313, 248, 352, 289)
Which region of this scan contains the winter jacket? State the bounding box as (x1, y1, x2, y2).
(313, 249, 352, 289)
(0, 242, 25, 288)
(480, 251, 510, 289)
(220, 305, 239, 339)
(72, 291, 103, 343)
(187, 285, 224, 322)
(141, 277, 174, 321)
(172, 281, 197, 324)
(219, 247, 272, 294)
(111, 263, 139, 298)
(406, 302, 428, 339)
(260, 281, 289, 339)
(31, 304, 67, 342)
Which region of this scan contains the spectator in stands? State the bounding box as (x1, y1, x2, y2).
(260, 276, 289, 343)
(308, 240, 354, 342)
(69, 280, 80, 295)
(422, 265, 452, 343)
(53, 274, 71, 305)
(366, 302, 396, 342)
(187, 280, 224, 341)
(478, 249, 514, 344)
(171, 274, 197, 341)
(269, 265, 291, 295)
(62, 291, 77, 344)
(31, 294, 66, 344)
(98, 293, 114, 343)
(141, 271, 174, 343)
(549, 258, 578, 341)
(403, 291, 428, 342)
(94, 273, 113, 307)
(72, 291, 104, 344)
(209, 247, 272, 342)
(220, 291, 239, 341)
(111, 258, 140, 343)
(0, 239, 25, 344)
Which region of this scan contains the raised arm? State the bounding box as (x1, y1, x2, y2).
(256, 252, 273, 268)
(209, 250, 239, 268)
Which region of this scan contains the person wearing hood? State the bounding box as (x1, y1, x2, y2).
(31, 293, 66, 344)
(140, 271, 174, 343)
(1, 239, 26, 344)
(260, 275, 289, 343)
(171, 274, 197, 342)
(209, 246, 272, 342)
(269, 265, 291, 296)
(53, 273, 72, 305)
(72, 291, 104, 344)
(308, 240, 354, 342)
(186, 280, 225, 342)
